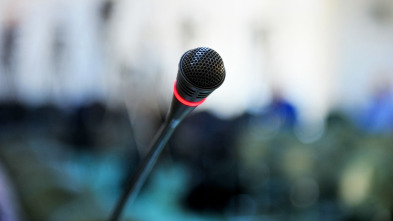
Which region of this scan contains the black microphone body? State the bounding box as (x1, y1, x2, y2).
(109, 47, 225, 221)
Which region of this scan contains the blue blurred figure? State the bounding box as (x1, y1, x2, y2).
(265, 88, 298, 129)
(360, 80, 393, 133)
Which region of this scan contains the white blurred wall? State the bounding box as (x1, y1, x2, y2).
(0, 0, 392, 124)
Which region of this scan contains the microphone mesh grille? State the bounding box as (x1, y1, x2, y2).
(181, 47, 225, 89)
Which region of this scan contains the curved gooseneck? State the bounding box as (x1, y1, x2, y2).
(108, 47, 226, 221)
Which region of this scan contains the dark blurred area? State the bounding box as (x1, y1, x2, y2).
(1, 0, 393, 220)
(0, 98, 392, 221)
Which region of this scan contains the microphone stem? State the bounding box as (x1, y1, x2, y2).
(109, 119, 178, 221)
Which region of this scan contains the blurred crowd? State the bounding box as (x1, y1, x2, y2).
(0, 92, 392, 220)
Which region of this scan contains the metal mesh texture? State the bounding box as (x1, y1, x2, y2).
(181, 47, 226, 89)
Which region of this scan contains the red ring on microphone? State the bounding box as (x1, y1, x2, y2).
(173, 81, 206, 106)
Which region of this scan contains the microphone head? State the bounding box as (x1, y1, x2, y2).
(175, 47, 226, 105)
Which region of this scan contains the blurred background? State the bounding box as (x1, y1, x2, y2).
(0, 0, 393, 220)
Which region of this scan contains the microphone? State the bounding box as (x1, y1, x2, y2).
(108, 47, 226, 221)
(167, 47, 226, 125)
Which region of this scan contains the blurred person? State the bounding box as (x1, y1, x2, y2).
(0, 16, 19, 101)
(249, 87, 298, 134)
(359, 77, 393, 133)
(264, 88, 298, 129)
